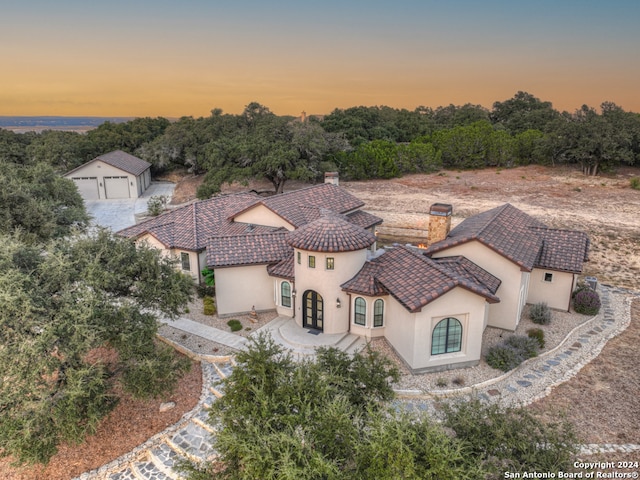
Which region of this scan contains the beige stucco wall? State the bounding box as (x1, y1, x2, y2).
(215, 265, 275, 316)
(65, 160, 145, 199)
(348, 295, 388, 339)
(527, 269, 575, 311)
(385, 287, 488, 372)
(293, 248, 368, 334)
(233, 205, 295, 230)
(135, 234, 200, 281)
(431, 241, 524, 330)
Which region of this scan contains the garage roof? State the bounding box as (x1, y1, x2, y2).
(65, 150, 151, 177)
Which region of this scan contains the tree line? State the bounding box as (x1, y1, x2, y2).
(1, 92, 639, 198)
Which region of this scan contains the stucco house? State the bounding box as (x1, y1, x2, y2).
(119, 177, 589, 373)
(64, 150, 152, 200)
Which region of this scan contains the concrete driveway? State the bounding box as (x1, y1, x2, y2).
(85, 182, 176, 232)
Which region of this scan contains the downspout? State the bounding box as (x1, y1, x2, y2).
(347, 293, 352, 333)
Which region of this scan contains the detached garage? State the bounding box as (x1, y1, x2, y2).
(64, 150, 151, 201)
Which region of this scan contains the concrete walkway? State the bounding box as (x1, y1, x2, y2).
(159, 317, 249, 351)
(77, 285, 640, 478)
(85, 182, 176, 231)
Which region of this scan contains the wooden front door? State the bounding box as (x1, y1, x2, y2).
(303, 290, 323, 331)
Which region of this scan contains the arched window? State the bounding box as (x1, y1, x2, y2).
(354, 297, 366, 326)
(431, 317, 462, 355)
(281, 281, 291, 308)
(373, 299, 384, 327)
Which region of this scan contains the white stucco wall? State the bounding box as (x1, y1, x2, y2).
(293, 248, 368, 334)
(215, 265, 275, 316)
(431, 241, 524, 330)
(135, 234, 200, 281)
(527, 269, 575, 311)
(384, 287, 488, 372)
(233, 205, 295, 230)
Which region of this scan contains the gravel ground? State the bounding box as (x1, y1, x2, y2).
(370, 304, 592, 392)
(161, 297, 592, 393)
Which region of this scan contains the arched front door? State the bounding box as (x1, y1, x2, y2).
(303, 290, 323, 331)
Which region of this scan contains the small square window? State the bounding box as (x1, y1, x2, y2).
(544, 272, 553, 282)
(180, 252, 191, 271)
(308, 255, 315, 268)
(326, 257, 334, 270)
(297, 251, 301, 264)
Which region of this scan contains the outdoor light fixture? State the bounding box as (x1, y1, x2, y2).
(336, 298, 341, 308)
(292, 290, 297, 297)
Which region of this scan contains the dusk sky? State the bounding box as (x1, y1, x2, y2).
(2, 0, 639, 117)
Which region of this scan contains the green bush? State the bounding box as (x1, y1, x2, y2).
(203, 296, 216, 315)
(122, 345, 191, 399)
(486, 335, 540, 371)
(630, 177, 640, 190)
(529, 302, 551, 325)
(572, 281, 590, 299)
(440, 399, 579, 477)
(527, 328, 545, 349)
(196, 284, 215, 298)
(486, 344, 522, 372)
(505, 335, 540, 359)
(573, 289, 601, 315)
(146, 195, 167, 216)
(227, 319, 242, 332)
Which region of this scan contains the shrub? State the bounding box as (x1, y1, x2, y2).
(573, 289, 601, 315)
(527, 328, 545, 349)
(436, 377, 448, 388)
(529, 302, 551, 325)
(572, 281, 590, 299)
(486, 335, 540, 371)
(441, 399, 579, 476)
(196, 284, 215, 298)
(203, 296, 216, 315)
(227, 319, 242, 332)
(486, 344, 522, 372)
(505, 335, 540, 359)
(451, 376, 465, 386)
(146, 195, 167, 216)
(630, 177, 640, 190)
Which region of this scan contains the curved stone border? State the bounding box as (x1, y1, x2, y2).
(74, 345, 225, 480)
(395, 285, 635, 402)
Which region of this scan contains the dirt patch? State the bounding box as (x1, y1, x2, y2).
(0, 356, 202, 480)
(531, 298, 640, 445)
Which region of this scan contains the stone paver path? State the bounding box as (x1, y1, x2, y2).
(78, 285, 640, 478)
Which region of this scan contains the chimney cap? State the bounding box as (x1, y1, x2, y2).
(324, 172, 339, 178)
(429, 203, 452, 216)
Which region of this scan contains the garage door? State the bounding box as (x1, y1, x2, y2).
(71, 177, 99, 200)
(104, 176, 130, 199)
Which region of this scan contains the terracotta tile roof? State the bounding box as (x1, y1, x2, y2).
(533, 227, 590, 273)
(228, 183, 365, 227)
(432, 256, 502, 294)
(425, 204, 544, 271)
(342, 246, 500, 313)
(267, 256, 295, 281)
(345, 210, 383, 229)
(287, 212, 376, 252)
(118, 193, 267, 250)
(206, 232, 292, 268)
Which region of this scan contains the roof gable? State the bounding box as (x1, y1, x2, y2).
(228, 183, 365, 228)
(65, 150, 151, 176)
(342, 246, 499, 312)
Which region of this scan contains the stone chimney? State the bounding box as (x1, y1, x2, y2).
(300, 111, 307, 122)
(324, 172, 339, 186)
(428, 203, 452, 245)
